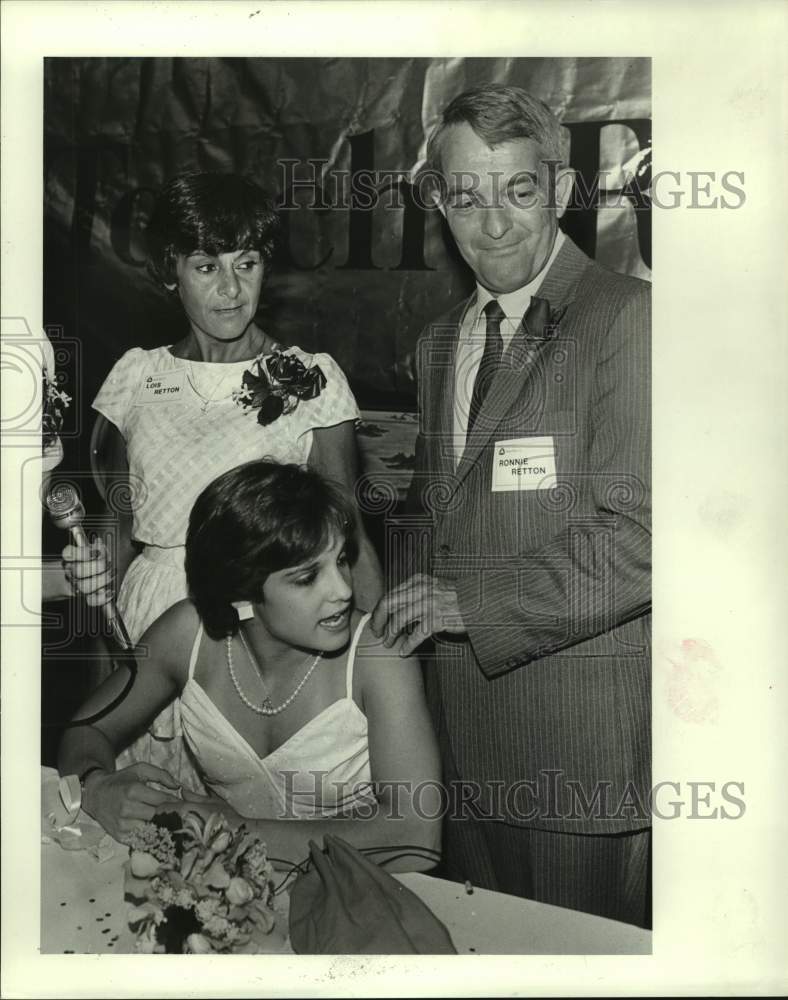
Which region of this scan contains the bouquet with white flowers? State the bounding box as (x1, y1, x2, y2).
(124, 810, 277, 954)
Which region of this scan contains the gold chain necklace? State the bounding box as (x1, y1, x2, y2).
(185, 332, 276, 412)
(186, 364, 237, 413)
(225, 630, 322, 716)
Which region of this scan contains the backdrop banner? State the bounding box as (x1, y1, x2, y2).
(44, 56, 650, 486)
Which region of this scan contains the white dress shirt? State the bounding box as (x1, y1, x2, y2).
(452, 230, 565, 466)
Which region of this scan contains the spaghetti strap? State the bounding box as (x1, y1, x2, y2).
(345, 612, 372, 701)
(188, 622, 204, 680)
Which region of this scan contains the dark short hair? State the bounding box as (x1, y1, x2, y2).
(423, 83, 569, 197)
(185, 461, 358, 640)
(146, 171, 280, 291)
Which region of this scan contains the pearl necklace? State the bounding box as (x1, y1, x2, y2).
(225, 630, 322, 716)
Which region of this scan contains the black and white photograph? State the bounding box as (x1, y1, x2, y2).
(37, 50, 652, 956)
(1, 1, 785, 997)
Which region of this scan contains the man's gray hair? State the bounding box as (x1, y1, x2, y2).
(425, 83, 570, 177)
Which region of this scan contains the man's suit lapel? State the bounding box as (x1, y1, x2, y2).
(422, 296, 475, 478)
(452, 236, 592, 491)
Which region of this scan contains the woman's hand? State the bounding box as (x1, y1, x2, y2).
(82, 763, 182, 842)
(174, 788, 244, 829)
(61, 537, 113, 607)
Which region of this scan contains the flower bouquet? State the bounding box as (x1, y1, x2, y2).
(42, 362, 71, 451)
(123, 810, 279, 954)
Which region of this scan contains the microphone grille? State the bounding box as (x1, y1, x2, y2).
(45, 482, 81, 517)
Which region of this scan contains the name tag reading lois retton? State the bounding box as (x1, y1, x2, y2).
(492, 436, 557, 492)
(135, 370, 186, 404)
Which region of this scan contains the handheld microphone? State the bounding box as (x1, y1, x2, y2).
(45, 482, 134, 652)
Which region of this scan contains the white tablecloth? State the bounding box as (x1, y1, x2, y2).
(41, 770, 651, 955)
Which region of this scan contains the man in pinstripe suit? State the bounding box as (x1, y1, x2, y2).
(372, 84, 651, 928)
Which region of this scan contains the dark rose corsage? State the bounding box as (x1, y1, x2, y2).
(233, 351, 326, 427)
(521, 299, 569, 365)
(42, 364, 71, 450)
(523, 298, 568, 342)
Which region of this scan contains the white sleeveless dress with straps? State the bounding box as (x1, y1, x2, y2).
(178, 613, 375, 820)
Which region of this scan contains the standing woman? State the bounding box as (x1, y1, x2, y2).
(90, 171, 382, 787)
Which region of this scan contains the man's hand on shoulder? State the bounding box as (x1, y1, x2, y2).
(370, 574, 465, 657)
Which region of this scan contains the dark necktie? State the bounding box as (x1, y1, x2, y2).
(467, 299, 505, 435)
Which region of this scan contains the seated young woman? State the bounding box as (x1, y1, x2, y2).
(58, 461, 441, 873)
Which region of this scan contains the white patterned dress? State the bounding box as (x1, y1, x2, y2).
(92, 344, 359, 789)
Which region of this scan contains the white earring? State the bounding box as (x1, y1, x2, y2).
(232, 601, 254, 621)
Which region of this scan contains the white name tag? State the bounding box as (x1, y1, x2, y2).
(135, 370, 186, 404)
(491, 436, 558, 492)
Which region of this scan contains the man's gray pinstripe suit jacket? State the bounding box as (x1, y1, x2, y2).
(407, 235, 651, 835)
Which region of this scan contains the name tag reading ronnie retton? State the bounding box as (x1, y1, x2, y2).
(135, 370, 186, 404)
(491, 436, 557, 492)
